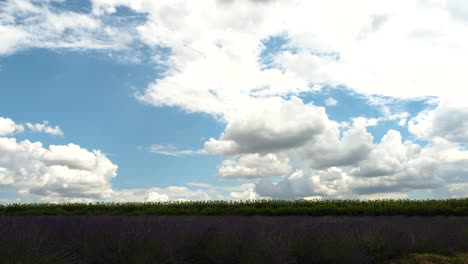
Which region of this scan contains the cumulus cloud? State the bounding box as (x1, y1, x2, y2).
(95, 182, 266, 203)
(3, 0, 468, 200)
(358, 192, 408, 200)
(145, 192, 169, 202)
(0, 117, 24, 136)
(351, 137, 468, 195)
(228, 183, 259, 200)
(255, 166, 352, 200)
(255, 172, 323, 200)
(204, 96, 328, 155)
(409, 102, 468, 144)
(0, 137, 117, 199)
(324, 97, 337, 106)
(351, 130, 421, 177)
(218, 153, 291, 179)
(256, 129, 468, 199)
(0, 117, 63, 136)
(293, 125, 374, 170)
(352, 117, 380, 128)
(26, 121, 63, 136)
(349, 109, 410, 129)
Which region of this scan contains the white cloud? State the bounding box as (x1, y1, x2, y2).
(3, 0, 468, 200)
(350, 110, 410, 129)
(409, 102, 468, 144)
(352, 116, 380, 128)
(2, 0, 468, 104)
(255, 172, 324, 200)
(279, 1, 468, 104)
(229, 183, 259, 200)
(351, 130, 421, 177)
(26, 121, 63, 136)
(145, 191, 169, 202)
(256, 129, 468, 199)
(0, 117, 63, 136)
(324, 97, 337, 106)
(301, 196, 322, 201)
(293, 125, 374, 169)
(204, 96, 328, 155)
(146, 144, 206, 157)
(0, 167, 15, 186)
(0, 25, 29, 55)
(185, 182, 213, 188)
(0, 137, 118, 199)
(0, 117, 24, 136)
(0, 0, 136, 55)
(218, 153, 291, 179)
(358, 192, 408, 200)
(78, 182, 267, 203)
(447, 0, 468, 22)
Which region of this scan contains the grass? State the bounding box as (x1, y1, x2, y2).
(387, 252, 468, 264)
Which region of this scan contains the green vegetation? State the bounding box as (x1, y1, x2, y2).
(387, 252, 468, 264)
(2, 198, 468, 215)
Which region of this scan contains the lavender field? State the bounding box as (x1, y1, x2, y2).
(1, 215, 468, 263)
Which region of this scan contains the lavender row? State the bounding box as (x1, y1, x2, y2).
(1, 215, 467, 263)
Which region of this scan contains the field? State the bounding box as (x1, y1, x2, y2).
(2, 199, 468, 263)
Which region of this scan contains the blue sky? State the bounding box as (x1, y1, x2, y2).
(1, 0, 468, 203)
(0, 49, 226, 187)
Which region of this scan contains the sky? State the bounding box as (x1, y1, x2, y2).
(1, 0, 468, 203)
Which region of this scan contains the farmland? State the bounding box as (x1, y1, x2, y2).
(1, 214, 468, 263)
(2, 199, 468, 263)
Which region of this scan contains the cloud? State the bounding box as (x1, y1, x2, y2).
(352, 116, 379, 128)
(0, 117, 63, 136)
(0, 0, 138, 56)
(447, 0, 468, 22)
(255, 172, 320, 200)
(204, 96, 328, 155)
(0, 137, 118, 199)
(324, 97, 337, 106)
(409, 102, 468, 144)
(255, 167, 350, 200)
(26, 121, 63, 136)
(2, 0, 468, 104)
(293, 125, 374, 169)
(255, 129, 468, 199)
(185, 182, 213, 188)
(75, 182, 267, 203)
(348, 131, 462, 196)
(3, 0, 468, 201)
(146, 144, 206, 157)
(351, 130, 421, 177)
(277, 1, 468, 104)
(0, 25, 29, 55)
(218, 153, 291, 179)
(145, 191, 169, 202)
(0, 117, 24, 136)
(228, 183, 259, 200)
(358, 192, 408, 200)
(349, 109, 410, 129)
